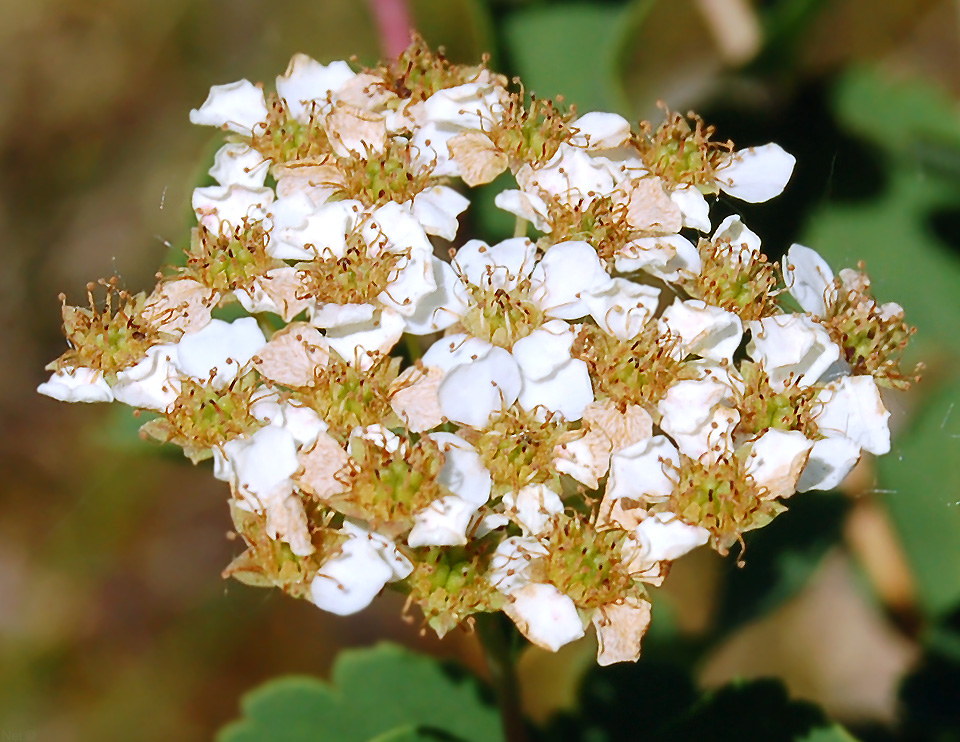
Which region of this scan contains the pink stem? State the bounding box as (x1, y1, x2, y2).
(368, 0, 414, 60)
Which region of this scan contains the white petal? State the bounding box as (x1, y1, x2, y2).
(493, 189, 551, 233)
(635, 512, 709, 565)
(502, 484, 564, 535)
(511, 320, 574, 381)
(37, 367, 113, 403)
(607, 435, 679, 503)
(112, 344, 182, 411)
(192, 185, 274, 232)
(505, 583, 585, 652)
(570, 112, 631, 150)
(404, 257, 471, 335)
(660, 299, 743, 363)
(717, 143, 796, 203)
(228, 426, 300, 502)
(454, 238, 537, 291)
(438, 346, 522, 427)
(783, 243, 836, 317)
(276, 54, 355, 123)
(490, 536, 547, 594)
(796, 436, 862, 492)
(744, 429, 814, 499)
(615, 234, 701, 282)
(658, 375, 732, 435)
(747, 314, 841, 391)
(422, 334, 495, 373)
(518, 358, 593, 422)
(531, 241, 612, 319)
(378, 248, 436, 318)
(189, 80, 268, 136)
(411, 186, 470, 240)
(324, 309, 406, 369)
(670, 185, 711, 232)
(209, 144, 269, 188)
(584, 279, 660, 341)
(407, 495, 479, 547)
(310, 529, 395, 615)
(429, 432, 492, 505)
(712, 215, 762, 258)
(409, 122, 460, 176)
(815, 376, 891, 455)
(176, 318, 266, 387)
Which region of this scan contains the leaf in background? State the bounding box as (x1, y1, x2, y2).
(715, 493, 849, 633)
(218, 643, 503, 742)
(832, 65, 960, 174)
(799, 65, 960, 616)
(501, 1, 655, 115)
(411, 0, 497, 66)
(657, 679, 856, 742)
(875, 380, 960, 616)
(899, 603, 960, 741)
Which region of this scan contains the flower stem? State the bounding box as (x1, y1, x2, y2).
(475, 612, 528, 742)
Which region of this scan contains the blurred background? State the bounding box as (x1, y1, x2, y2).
(4, 0, 960, 739)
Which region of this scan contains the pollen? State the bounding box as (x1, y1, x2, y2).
(140, 371, 264, 462)
(632, 106, 734, 191)
(182, 219, 280, 293)
(53, 279, 172, 379)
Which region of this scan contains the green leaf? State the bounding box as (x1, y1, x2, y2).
(833, 65, 960, 166)
(218, 643, 503, 742)
(501, 1, 655, 115)
(716, 493, 849, 632)
(876, 380, 960, 616)
(657, 679, 857, 742)
(411, 0, 497, 66)
(799, 68, 960, 615)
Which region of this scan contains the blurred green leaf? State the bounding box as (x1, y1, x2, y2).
(657, 679, 857, 742)
(876, 380, 960, 616)
(799, 66, 960, 616)
(716, 493, 849, 633)
(218, 643, 503, 742)
(501, 0, 655, 114)
(411, 0, 497, 66)
(833, 66, 960, 174)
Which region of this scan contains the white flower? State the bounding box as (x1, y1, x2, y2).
(502, 484, 564, 535)
(310, 521, 412, 616)
(220, 425, 312, 556)
(660, 298, 743, 363)
(614, 234, 701, 282)
(38, 367, 114, 403)
(606, 435, 680, 504)
(407, 433, 492, 547)
(175, 317, 266, 387)
(189, 80, 268, 136)
(208, 144, 269, 188)
(633, 512, 710, 568)
(275, 54, 356, 123)
(570, 112, 632, 150)
(783, 243, 836, 317)
(743, 428, 814, 499)
(747, 314, 841, 391)
(715, 143, 796, 203)
(192, 184, 274, 233)
(112, 344, 182, 411)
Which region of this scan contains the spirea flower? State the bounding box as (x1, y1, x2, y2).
(39, 35, 918, 665)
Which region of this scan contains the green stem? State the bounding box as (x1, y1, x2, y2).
(475, 612, 528, 742)
(513, 216, 529, 239)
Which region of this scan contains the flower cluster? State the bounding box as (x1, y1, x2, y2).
(40, 38, 918, 665)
